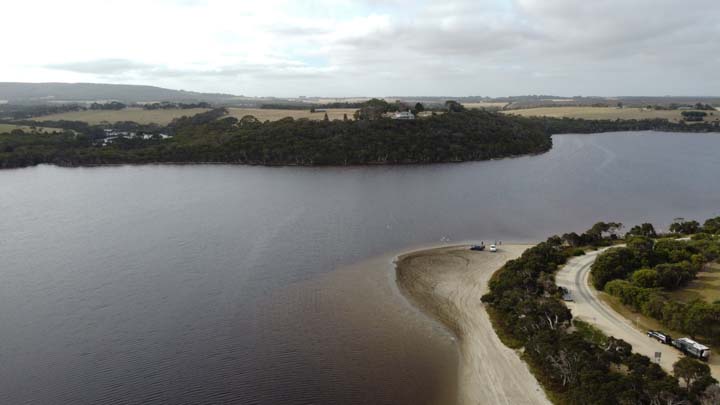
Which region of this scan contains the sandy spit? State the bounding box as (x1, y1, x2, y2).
(395, 244, 550, 405)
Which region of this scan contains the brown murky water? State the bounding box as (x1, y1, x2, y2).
(254, 252, 457, 405)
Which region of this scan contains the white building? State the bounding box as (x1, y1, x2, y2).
(392, 111, 415, 120)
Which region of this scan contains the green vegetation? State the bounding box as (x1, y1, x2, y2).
(673, 357, 716, 398)
(89, 101, 126, 110)
(682, 111, 708, 122)
(537, 116, 720, 134)
(142, 102, 211, 110)
(561, 221, 623, 248)
(0, 124, 64, 134)
(481, 225, 719, 404)
(504, 106, 720, 125)
(2, 101, 720, 170)
(0, 108, 553, 168)
(591, 217, 720, 344)
(483, 223, 719, 404)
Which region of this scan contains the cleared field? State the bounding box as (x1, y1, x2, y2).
(0, 124, 64, 134)
(227, 108, 358, 121)
(502, 106, 720, 123)
(669, 263, 720, 303)
(31, 108, 210, 125)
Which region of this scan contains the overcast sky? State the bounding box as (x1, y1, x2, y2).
(3, 0, 719, 97)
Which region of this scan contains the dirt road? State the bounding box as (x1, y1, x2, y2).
(555, 249, 719, 379)
(396, 245, 549, 405)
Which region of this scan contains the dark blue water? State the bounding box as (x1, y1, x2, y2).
(1, 132, 719, 404)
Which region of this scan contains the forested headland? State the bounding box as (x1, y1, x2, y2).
(1, 104, 720, 169)
(0, 109, 552, 168)
(482, 220, 720, 404)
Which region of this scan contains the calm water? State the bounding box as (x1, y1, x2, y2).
(1, 132, 720, 404)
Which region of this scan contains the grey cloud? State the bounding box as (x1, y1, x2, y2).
(40, 1, 720, 97)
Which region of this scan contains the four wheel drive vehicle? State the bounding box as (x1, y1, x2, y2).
(647, 330, 672, 344)
(672, 337, 711, 361)
(470, 245, 485, 251)
(489, 244, 497, 252)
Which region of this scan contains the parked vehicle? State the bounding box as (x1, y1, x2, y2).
(489, 244, 497, 252)
(672, 337, 710, 360)
(470, 245, 485, 251)
(647, 330, 672, 345)
(559, 286, 573, 302)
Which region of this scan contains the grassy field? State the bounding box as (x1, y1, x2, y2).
(32, 108, 211, 125)
(0, 123, 64, 134)
(503, 106, 720, 123)
(669, 263, 720, 303)
(227, 108, 358, 121)
(463, 102, 509, 109)
(31, 107, 359, 125)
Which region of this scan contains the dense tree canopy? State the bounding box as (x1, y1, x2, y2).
(0, 109, 553, 168)
(2, 106, 720, 169)
(591, 222, 720, 343)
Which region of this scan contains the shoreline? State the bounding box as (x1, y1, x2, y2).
(394, 244, 550, 405)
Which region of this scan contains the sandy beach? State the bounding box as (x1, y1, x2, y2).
(395, 245, 550, 405)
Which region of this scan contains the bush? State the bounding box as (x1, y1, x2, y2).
(632, 268, 659, 288)
(569, 248, 586, 256)
(591, 247, 638, 290)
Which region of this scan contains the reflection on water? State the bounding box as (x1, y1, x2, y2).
(1, 132, 720, 403)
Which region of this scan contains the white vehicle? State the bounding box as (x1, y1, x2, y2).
(489, 244, 497, 252)
(672, 337, 710, 360)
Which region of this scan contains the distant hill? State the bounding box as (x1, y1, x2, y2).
(0, 82, 241, 104)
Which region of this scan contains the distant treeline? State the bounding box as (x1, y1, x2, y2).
(537, 116, 720, 134)
(142, 102, 212, 110)
(89, 101, 126, 110)
(0, 104, 85, 120)
(482, 223, 719, 404)
(260, 98, 445, 112)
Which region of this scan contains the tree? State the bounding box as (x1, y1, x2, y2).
(323, 113, 329, 122)
(562, 232, 583, 247)
(702, 217, 720, 234)
(700, 384, 720, 405)
(632, 269, 659, 288)
(670, 219, 701, 234)
(627, 236, 656, 267)
(626, 223, 657, 238)
(673, 357, 715, 394)
(591, 247, 639, 289)
(445, 100, 465, 112)
(414, 102, 425, 113)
